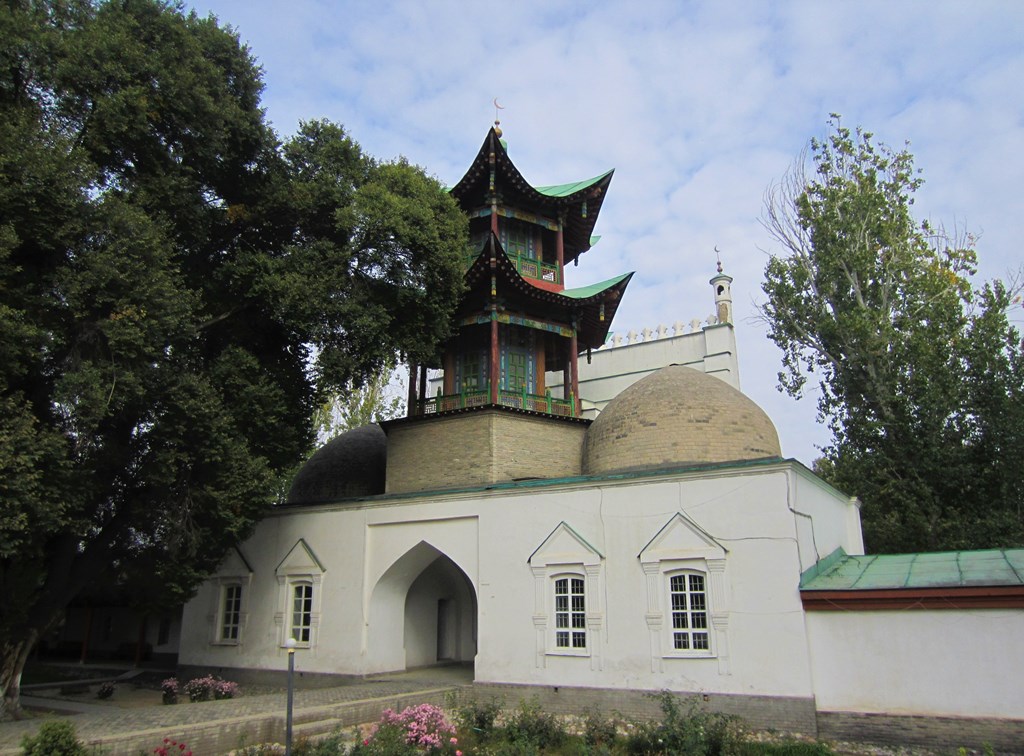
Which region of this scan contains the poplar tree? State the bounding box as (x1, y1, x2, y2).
(761, 116, 1023, 553)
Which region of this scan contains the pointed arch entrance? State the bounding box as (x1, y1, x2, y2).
(367, 541, 477, 672)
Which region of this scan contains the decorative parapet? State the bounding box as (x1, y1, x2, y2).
(602, 314, 725, 349)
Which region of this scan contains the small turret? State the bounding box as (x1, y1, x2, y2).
(709, 253, 733, 325)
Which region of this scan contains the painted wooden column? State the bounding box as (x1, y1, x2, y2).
(134, 614, 147, 667)
(569, 321, 579, 416)
(556, 214, 565, 283)
(490, 310, 500, 405)
(418, 364, 427, 405)
(443, 350, 455, 395)
(407, 363, 418, 416)
(80, 605, 94, 664)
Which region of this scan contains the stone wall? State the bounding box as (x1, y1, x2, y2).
(384, 409, 587, 493)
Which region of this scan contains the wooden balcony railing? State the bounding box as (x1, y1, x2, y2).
(463, 249, 561, 286)
(414, 388, 575, 418)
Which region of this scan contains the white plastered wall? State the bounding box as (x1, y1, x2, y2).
(546, 324, 740, 419)
(181, 460, 856, 701)
(805, 609, 1024, 718)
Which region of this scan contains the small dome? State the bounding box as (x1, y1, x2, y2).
(582, 365, 781, 476)
(286, 424, 386, 504)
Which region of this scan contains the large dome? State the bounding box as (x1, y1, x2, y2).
(286, 424, 386, 504)
(582, 365, 781, 476)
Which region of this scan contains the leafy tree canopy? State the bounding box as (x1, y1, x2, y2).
(761, 115, 1023, 554)
(0, 0, 465, 717)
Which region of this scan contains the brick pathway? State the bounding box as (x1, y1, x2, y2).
(1, 670, 471, 755)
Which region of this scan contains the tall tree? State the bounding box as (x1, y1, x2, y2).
(313, 362, 406, 442)
(0, 0, 465, 718)
(760, 115, 1023, 553)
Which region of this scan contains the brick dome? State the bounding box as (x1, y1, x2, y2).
(286, 424, 386, 504)
(582, 365, 781, 475)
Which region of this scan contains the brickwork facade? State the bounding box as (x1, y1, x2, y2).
(817, 710, 1024, 752)
(583, 364, 781, 475)
(385, 409, 587, 493)
(472, 683, 819, 737)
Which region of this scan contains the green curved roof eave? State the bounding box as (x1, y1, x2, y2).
(561, 271, 633, 300)
(534, 169, 614, 198)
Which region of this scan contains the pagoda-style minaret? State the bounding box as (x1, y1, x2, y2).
(406, 126, 632, 419)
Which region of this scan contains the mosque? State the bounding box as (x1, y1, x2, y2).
(177, 127, 1023, 750)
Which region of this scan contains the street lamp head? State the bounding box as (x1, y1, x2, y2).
(285, 636, 297, 653)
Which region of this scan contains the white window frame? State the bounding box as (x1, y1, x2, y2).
(274, 539, 325, 650)
(205, 547, 253, 647)
(528, 522, 604, 669)
(219, 583, 244, 644)
(639, 513, 730, 673)
(289, 581, 314, 645)
(665, 569, 713, 657)
(551, 573, 588, 655)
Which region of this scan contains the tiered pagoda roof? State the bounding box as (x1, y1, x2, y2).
(450, 128, 615, 265)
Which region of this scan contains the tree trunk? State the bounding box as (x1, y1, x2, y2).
(1, 631, 38, 721)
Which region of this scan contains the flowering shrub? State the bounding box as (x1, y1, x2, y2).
(161, 678, 179, 695)
(183, 675, 217, 702)
(213, 679, 239, 700)
(152, 737, 192, 756)
(96, 681, 115, 699)
(355, 703, 459, 754)
(177, 674, 240, 702)
(161, 677, 179, 705)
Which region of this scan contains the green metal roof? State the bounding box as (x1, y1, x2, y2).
(534, 170, 613, 198)
(800, 548, 1024, 590)
(560, 272, 633, 300)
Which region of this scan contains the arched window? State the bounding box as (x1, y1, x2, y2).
(553, 574, 587, 651)
(667, 571, 711, 653)
(290, 582, 314, 644)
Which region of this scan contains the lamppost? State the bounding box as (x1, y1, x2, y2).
(285, 636, 297, 756)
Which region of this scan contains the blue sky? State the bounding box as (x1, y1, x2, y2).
(187, 0, 1024, 465)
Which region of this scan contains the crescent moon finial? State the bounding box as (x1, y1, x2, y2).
(493, 98, 504, 137)
(714, 246, 723, 274)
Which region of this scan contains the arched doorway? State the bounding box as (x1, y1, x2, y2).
(368, 541, 477, 672)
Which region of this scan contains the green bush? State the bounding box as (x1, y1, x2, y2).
(21, 721, 88, 756)
(502, 698, 567, 750)
(737, 741, 834, 755)
(292, 730, 350, 755)
(625, 691, 742, 756)
(453, 695, 503, 737)
(582, 708, 619, 748)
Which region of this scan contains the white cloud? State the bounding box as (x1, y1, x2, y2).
(190, 0, 1024, 465)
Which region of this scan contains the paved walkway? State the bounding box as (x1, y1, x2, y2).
(1, 667, 472, 755)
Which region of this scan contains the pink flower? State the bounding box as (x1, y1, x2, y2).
(450, 737, 458, 744)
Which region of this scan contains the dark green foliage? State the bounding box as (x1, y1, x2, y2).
(503, 698, 568, 750)
(736, 740, 834, 755)
(624, 692, 742, 756)
(453, 695, 503, 736)
(291, 731, 350, 755)
(0, 0, 465, 717)
(761, 116, 1024, 552)
(20, 720, 87, 756)
(583, 708, 619, 748)
(346, 723, 419, 755)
